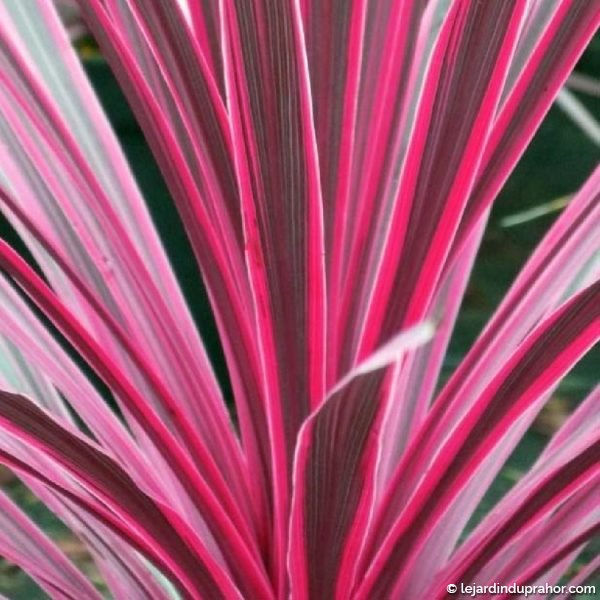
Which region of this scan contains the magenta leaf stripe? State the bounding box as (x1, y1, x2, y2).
(0, 0, 597, 597)
(0, 0, 250, 504)
(370, 169, 600, 544)
(0, 489, 101, 599)
(454, 0, 600, 256)
(357, 281, 600, 598)
(75, 0, 275, 542)
(222, 0, 326, 590)
(0, 242, 273, 599)
(289, 323, 434, 599)
(0, 391, 239, 599)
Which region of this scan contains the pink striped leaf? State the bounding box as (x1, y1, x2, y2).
(0, 1, 246, 493)
(381, 434, 600, 600)
(300, 0, 367, 276)
(2, 0, 272, 581)
(376, 217, 487, 490)
(0, 0, 598, 597)
(109, 0, 244, 253)
(0, 184, 255, 527)
(0, 277, 230, 590)
(221, 0, 326, 588)
(0, 488, 102, 599)
(437, 385, 600, 583)
(453, 0, 600, 256)
(335, 0, 528, 374)
(17, 473, 179, 600)
(433, 392, 600, 592)
(74, 0, 274, 533)
(0, 272, 162, 491)
(373, 166, 600, 593)
(188, 0, 224, 93)
(492, 522, 600, 600)
(0, 231, 251, 525)
(289, 322, 434, 600)
(389, 399, 544, 599)
(0, 242, 273, 599)
(0, 278, 219, 583)
(0, 342, 159, 597)
(0, 205, 242, 569)
(355, 280, 600, 598)
(325, 0, 439, 377)
(0, 390, 240, 600)
(379, 167, 600, 518)
(471, 476, 599, 589)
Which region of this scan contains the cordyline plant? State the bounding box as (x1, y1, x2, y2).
(0, 0, 598, 598)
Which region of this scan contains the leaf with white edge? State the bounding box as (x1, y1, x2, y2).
(0, 242, 273, 599)
(376, 218, 486, 490)
(435, 385, 600, 588)
(289, 322, 434, 599)
(0, 391, 241, 600)
(454, 0, 600, 254)
(0, 2, 246, 496)
(74, 0, 274, 538)
(336, 0, 528, 374)
(356, 280, 600, 598)
(0, 488, 102, 599)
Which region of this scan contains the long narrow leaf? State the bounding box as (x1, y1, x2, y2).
(0, 391, 239, 600)
(356, 281, 600, 598)
(221, 0, 326, 588)
(0, 242, 273, 599)
(0, 488, 101, 599)
(289, 323, 434, 599)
